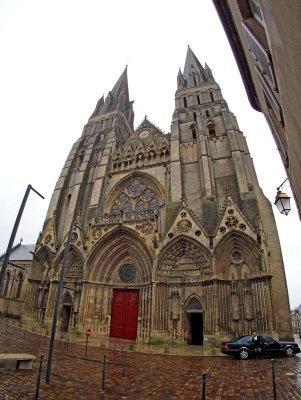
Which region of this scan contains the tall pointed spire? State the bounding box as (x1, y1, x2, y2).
(204, 62, 215, 83)
(183, 45, 206, 87)
(89, 66, 134, 128)
(110, 66, 129, 100)
(177, 68, 184, 90)
(89, 95, 104, 119)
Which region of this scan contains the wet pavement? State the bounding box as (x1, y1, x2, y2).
(0, 320, 301, 399)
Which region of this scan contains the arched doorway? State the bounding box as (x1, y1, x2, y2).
(85, 225, 153, 340)
(186, 297, 204, 345)
(61, 292, 73, 331)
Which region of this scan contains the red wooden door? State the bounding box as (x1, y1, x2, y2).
(110, 289, 139, 340)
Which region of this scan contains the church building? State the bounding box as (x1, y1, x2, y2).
(25, 47, 292, 343)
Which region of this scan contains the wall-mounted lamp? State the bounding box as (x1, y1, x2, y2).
(274, 178, 291, 216)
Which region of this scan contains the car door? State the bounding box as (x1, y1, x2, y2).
(238, 336, 255, 355)
(262, 336, 282, 356)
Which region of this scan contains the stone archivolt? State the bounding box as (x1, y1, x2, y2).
(85, 227, 153, 284)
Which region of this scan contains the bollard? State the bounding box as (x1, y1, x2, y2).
(201, 372, 206, 400)
(113, 344, 116, 364)
(85, 335, 89, 359)
(35, 354, 44, 400)
(121, 346, 124, 365)
(101, 355, 106, 392)
(271, 359, 277, 400)
(122, 351, 127, 378)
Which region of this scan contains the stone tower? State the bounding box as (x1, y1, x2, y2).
(26, 48, 292, 342)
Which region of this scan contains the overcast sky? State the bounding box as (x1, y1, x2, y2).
(0, 0, 300, 308)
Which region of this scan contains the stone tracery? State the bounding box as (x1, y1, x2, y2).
(110, 178, 160, 216)
(214, 231, 261, 279)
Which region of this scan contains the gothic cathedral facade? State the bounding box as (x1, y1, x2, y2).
(26, 48, 292, 343)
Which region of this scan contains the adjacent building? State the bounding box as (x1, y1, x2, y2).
(25, 48, 292, 342)
(0, 240, 34, 317)
(212, 0, 301, 217)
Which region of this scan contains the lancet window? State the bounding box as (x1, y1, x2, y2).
(15, 272, 24, 299)
(208, 123, 216, 137)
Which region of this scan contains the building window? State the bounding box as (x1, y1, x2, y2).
(266, 110, 288, 168)
(249, 0, 263, 24)
(78, 152, 85, 166)
(183, 97, 187, 108)
(254, 65, 282, 122)
(192, 72, 200, 86)
(242, 21, 278, 91)
(210, 92, 214, 102)
(208, 123, 216, 137)
(110, 179, 160, 217)
(197, 95, 201, 105)
(119, 264, 137, 283)
(15, 272, 24, 299)
(192, 128, 197, 140)
(193, 112, 197, 121)
(205, 110, 210, 118)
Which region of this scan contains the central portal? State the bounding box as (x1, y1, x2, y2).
(110, 289, 139, 340)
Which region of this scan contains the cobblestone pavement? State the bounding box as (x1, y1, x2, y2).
(0, 321, 301, 399)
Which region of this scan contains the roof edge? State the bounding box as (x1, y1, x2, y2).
(212, 0, 261, 112)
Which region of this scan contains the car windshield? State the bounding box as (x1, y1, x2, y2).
(230, 336, 252, 344)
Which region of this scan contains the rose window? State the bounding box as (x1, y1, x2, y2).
(119, 264, 137, 283)
(71, 232, 78, 243)
(45, 234, 52, 245)
(225, 216, 238, 228)
(231, 251, 244, 264)
(177, 219, 192, 233)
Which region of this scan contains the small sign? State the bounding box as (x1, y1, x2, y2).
(86, 328, 91, 337)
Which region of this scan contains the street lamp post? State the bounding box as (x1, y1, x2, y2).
(274, 178, 291, 215)
(0, 184, 44, 294)
(45, 220, 76, 384)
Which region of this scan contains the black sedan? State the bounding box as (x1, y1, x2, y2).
(221, 335, 300, 359)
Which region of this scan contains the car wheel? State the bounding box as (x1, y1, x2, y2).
(285, 346, 294, 357)
(239, 349, 250, 359)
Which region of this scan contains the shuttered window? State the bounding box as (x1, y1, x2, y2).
(242, 21, 278, 90)
(254, 65, 282, 123)
(266, 113, 288, 168)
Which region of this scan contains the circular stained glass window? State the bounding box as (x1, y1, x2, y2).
(119, 264, 136, 283)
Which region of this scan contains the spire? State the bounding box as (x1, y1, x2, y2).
(89, 95, 104, 119)
(183, 46, 206, 87)
(89, 66, 134, 128)
(177, 68, 184, 90)
(110, 66, 129, 100)
(204, 62, 215, 83)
